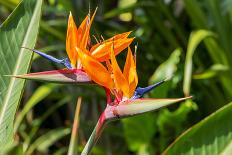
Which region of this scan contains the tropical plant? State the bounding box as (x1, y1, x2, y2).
(1, 0, 232, 155)
(12, 7, 190, 154)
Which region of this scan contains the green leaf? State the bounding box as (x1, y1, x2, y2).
(0, 0, 19, 10)
(222, 0, 232, 14)
(183, 0, 208, 28)
(183, 30, 215, 96)
(53, 148, 68, 155)
(1, 143, 24, 155)
(14, 84, 60, 133)
(150, 48, 182, 82)
(0, 0, 42, 147)
(26, 128, 71, 154)
(105, 97, 192, 120)
(122, 113, 157, 153)
(13, 69, 92, 84)
(157, 100, 198, 151)
(193, 64, 228, 79)
(183, 0, 232, 98)
(1, 143, 25, 155)
(163, 101, 232, 155)
(40, 21, 66, 41)
(149, 48, 182, 98)
(22, 97, 70, 151)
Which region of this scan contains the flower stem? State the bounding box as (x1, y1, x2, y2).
(81, 112, 107, 155)
(68, 97, 82, 155)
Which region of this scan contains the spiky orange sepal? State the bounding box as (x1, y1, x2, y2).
(110, 46, 130, 98)
(123, 47, 138, 97)
(90, 33, 134, 62)
(76, 47, 114, 89)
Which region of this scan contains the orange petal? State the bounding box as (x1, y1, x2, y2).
(123, 47, 138, 97)
(113, 31, 132, 40)
(76, 47, 113, 89)
(110, 46, 130, 97)
(104, 31, 132, 42)
(66, 12, 78, 66)
(91, 37, 134, 62)
(79, 8, 97, 49)
(76, 15, 88, 48)
(90, 31, 132, 54)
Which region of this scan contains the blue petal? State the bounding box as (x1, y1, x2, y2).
(131, 79, 166, 99)
(22, 47, 72, 69)
(61, 58, 72, 69)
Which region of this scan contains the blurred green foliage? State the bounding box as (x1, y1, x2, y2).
(1, 0, 232, 154)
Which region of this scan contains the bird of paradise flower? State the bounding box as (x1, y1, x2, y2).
(14, 9, 192, 155)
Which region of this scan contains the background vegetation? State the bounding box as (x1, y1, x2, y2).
(0, 0, 232, 154)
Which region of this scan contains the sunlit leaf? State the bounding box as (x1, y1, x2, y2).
(163, 101, 232, 155)
(1, 143, 24, 155)
(0, 0, 42, 147)
(183, 30, 215, 96)
(193, 64, 228, 79)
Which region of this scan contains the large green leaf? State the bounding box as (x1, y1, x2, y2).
(163, 102, 232, 155)
(2, 143, 24, 155)
(0, 0, 42, 147)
